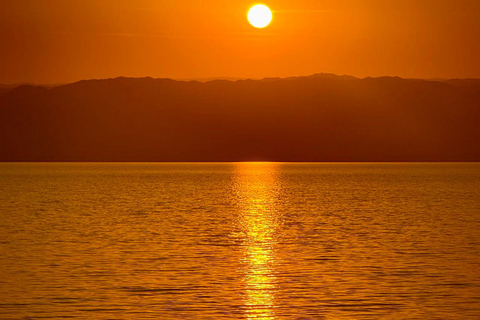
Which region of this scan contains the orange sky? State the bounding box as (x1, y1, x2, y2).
(1, 0, 480, 84)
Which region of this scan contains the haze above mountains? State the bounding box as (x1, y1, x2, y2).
(1, 74, 479, 162)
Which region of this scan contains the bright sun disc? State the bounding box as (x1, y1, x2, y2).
(248, 4, 273, 28)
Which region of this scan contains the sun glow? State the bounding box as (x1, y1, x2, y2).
(248, 4, 273, 28)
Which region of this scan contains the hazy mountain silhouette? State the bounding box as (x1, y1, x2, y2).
(1, 74, 479, 162)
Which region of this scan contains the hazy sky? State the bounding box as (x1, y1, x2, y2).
(1, 0, 480, 84)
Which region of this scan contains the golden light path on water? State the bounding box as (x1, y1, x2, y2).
(234, 163, 281, 319)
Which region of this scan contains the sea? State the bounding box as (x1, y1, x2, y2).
(1, 163, 479, 319)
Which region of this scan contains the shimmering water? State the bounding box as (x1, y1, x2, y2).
(1, 163, 480, 320)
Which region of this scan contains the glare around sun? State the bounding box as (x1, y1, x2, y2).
(248, 4, 273, 28)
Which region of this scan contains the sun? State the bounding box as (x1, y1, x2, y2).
(248, 4, 273, 28)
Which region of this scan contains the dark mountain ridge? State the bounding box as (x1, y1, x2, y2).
(1, 74, 479, 161)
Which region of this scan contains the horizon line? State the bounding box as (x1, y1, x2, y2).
(3, 73, 480, 88)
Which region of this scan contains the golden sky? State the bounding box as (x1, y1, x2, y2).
(1, 0, 480, 84)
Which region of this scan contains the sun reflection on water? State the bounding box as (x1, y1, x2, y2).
(234, 162, 281, 319)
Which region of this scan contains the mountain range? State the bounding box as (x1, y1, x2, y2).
(1, 74, 479, 162)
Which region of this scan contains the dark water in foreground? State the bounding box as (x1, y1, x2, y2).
(1, 163, 480, 320)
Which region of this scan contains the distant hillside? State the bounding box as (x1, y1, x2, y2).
(0, 82, 62, 94)
(0, 74, 479, 161)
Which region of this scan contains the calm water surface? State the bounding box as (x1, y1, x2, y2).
(1, 163, 480, 319)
